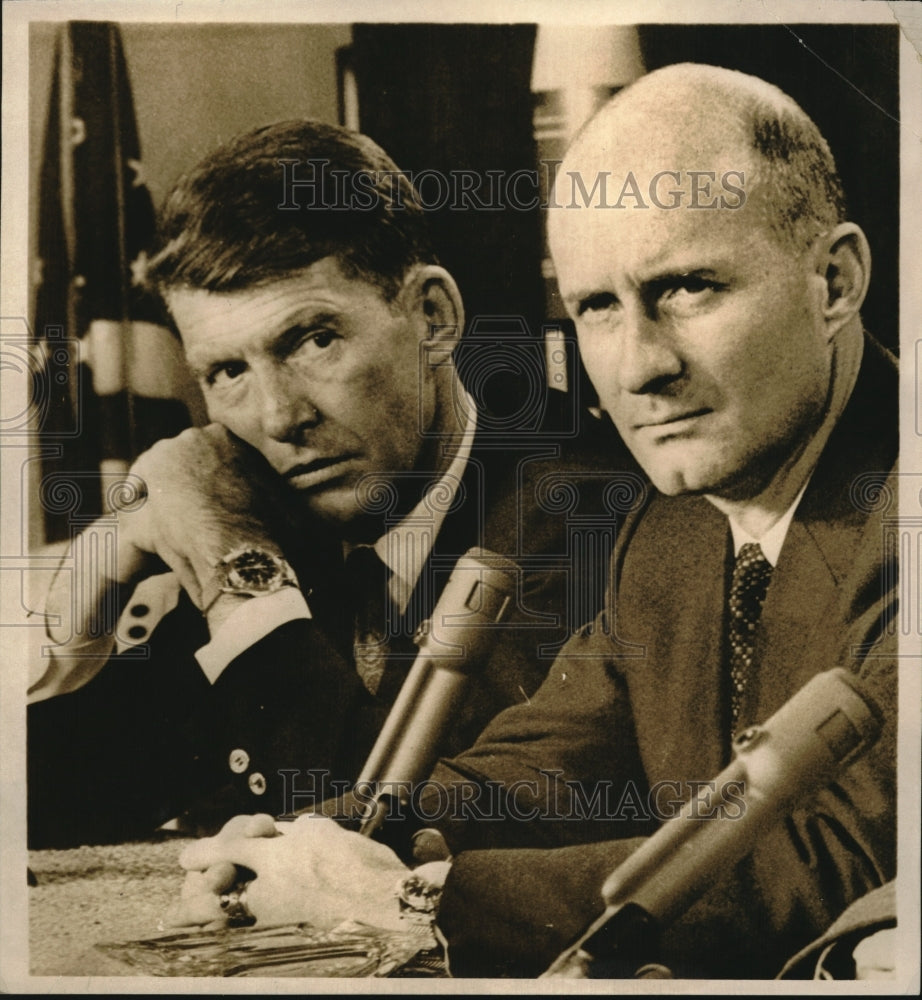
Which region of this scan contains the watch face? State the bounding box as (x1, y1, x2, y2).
(226, 549, 281, 591)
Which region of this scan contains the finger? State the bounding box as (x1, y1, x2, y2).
(179, 838, 215, 872)
(180, 833, 264, 873)
(202, 860, 239, 893)
(220, 813, 265, 838)
(244, 814, 280, 839)
(164, 890, 227, 929)
(176, 812, 260, 870)
(203, 422, 233, 447)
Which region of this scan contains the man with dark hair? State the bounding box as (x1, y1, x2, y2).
(172, 65, 898, 980)
(147, 120, 437, 300)
(28, 119, 624, 847)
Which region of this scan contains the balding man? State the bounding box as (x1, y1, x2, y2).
(171, 65, 897, 979)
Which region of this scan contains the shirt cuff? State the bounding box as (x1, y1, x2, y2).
(195, 587, 311, 684)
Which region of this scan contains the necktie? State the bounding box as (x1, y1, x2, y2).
(344, 545, 393, 696)
(728, 542, 773, 735)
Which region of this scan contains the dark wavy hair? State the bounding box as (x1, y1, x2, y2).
(146, 119, 437, 300)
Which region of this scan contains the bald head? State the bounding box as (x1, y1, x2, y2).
(546, 62, 870, 502)
(557, 62, 846, 251)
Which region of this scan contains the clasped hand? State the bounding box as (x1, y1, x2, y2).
(167, 813, 410, 932)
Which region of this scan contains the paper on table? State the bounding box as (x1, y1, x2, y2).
(96, 919, 445, 978)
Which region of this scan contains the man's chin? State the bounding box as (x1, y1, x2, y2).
(294, 484, 355, 519)
(641, 460, 728, 498)
(298, 492, 382, 541)
(646, 462, 779, 503)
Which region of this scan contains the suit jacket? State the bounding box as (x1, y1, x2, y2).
(28, 392, 636, 846)
(777, 880, 896, 979)
(429, 335, 899, 978)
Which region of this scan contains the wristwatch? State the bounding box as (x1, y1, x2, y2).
(201, 546, 299, 614)
(396, 861, 453, 927)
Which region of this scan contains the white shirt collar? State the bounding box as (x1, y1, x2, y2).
(347, 391, 477, 613)
(728, 478, 810, 567)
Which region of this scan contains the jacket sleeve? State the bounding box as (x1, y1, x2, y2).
(28, 605, 362, 845)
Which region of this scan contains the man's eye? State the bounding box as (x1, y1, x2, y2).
(289, 326, 339, 354)
(663, 276, 722, 300)
(653, 276, 727, 317)
(206, 361, 246, 387)
(577, 293, 618, 317)
(309, 330, 336, 349)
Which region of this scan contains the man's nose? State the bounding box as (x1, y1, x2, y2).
(255, 367, 320, 443)
(617, 309, 683, 395)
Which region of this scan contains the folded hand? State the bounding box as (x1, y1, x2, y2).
(166, 813, 410, 932)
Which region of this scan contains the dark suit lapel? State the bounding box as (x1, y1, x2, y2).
(745, 521, 840, 726)
(618, 493, 732, 778)
(744, 333, 898, 726)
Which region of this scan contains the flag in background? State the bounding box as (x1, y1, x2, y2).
(32, 21, 203, 543)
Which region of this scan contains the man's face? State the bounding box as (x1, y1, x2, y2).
(169, 258, 441, 528)
(550, 168, 833, 499)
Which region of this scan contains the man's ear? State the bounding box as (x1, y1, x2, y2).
(813, 222, 871, 340)
(403, 265, 465, 347)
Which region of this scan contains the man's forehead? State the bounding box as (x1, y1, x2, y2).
(167, 258, 376, 318)
(548, 175, 774, 299)
(557, 108, 752, 199)
(167, 260, 355, 348)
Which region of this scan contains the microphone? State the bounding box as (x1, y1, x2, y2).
(357, 547, 519, 837)
(543, 667, 883, 978)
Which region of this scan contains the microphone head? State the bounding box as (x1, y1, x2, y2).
(455, 546, 521, 577)
(420, 547, 520, 661)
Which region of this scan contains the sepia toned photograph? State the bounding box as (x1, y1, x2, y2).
(1, 0, 920, 992)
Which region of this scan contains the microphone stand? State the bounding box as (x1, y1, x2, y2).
(356, 548, 519, 838)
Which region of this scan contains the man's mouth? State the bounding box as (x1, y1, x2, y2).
(633, 409, 712, 434)
(283, 455, 358, 489)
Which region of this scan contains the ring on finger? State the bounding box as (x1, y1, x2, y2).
(219, 882, 256, 927)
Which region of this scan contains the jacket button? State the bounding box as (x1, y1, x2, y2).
(248, 772, 267, 795)
(228, 749, 249, 773)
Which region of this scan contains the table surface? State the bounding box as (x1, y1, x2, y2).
(29, 835, 192, 976)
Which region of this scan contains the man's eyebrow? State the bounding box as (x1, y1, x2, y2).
(641, 267, 726, 292)
(184, 306, 343, 368)
(283, 309, 338, 333)
(272, 311, 339, 351)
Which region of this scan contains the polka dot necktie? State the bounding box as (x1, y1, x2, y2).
(728, 542, 773, 736)
(345, 545, 393, 696)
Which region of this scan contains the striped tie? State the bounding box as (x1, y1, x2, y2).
(345, 545, 393, 696)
